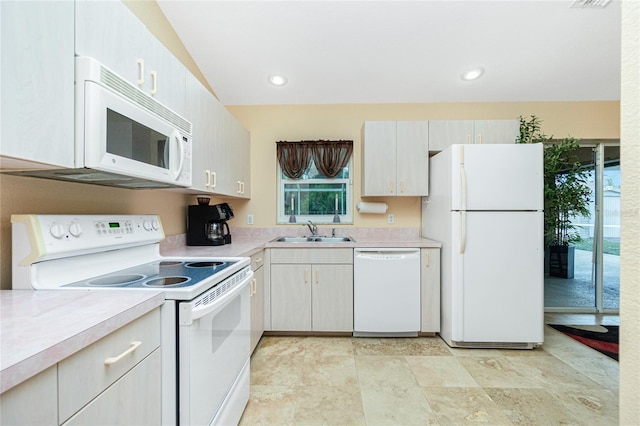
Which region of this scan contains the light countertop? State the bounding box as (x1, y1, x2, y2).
(0, 290, 164, 394)
(162, 236, 441, 258)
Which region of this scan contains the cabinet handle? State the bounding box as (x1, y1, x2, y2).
(400, 181, 405, 194)
(104, 341, 141, 366)
(425, 251, 429, 267)
(250, 278, 257, 296)
(315, 270, 319, 284)
(467, 134, 471, 144)
(389, 181, 394, 194)
(205, 170, 211, 188)
(241, 181, 245, 194)
(477, 133, 482, 144)
(150, 70, 157, 95)
(237, 181, 241, 193)
(211, 171, 217, 188)
(304, 269, 308, 283)
(137, 59, 144, 85)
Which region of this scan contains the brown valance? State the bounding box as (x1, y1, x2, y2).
(276, 140, 353, 179)
(276, 141, 312, 179)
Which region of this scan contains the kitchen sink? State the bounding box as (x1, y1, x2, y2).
(271, 236, 355, 243)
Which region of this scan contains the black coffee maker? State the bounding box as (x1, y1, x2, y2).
(187, 202, 234, 246)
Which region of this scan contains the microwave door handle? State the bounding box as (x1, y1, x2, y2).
(172, 131, 185, 180)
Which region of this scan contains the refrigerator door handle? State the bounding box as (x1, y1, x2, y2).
(459, 145, 467, 254)
(460, 211, 467, 254)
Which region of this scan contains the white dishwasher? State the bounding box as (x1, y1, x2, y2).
(353, 248, 421, 336)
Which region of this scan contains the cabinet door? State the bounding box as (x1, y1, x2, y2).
(148, 37, 186, 114)
(250, 260, 265, 352)
(396, 121, 429, 196)
(0, 0, 75, 168)
(210, 105, 236, 196)
(312, 264, 353, 332)
(76, 0, 151, 88)
(270, 264, 311, 331)
(473, 120, 519, 144)
(420, 248, 441, 333)
(0, 365, 57, 425)
(236, 122, 251, 199)
(63, 349, 161, 426)
(75, 0, 185, 112)
(227, 115, 251, 198)
(361, 121, 397, 196)
(185, 73, 213, 192)
(428, 120, 474, 152)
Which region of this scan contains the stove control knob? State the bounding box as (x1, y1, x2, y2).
(151, 219, 159, 231)
(69, 222, 83, 237)
(143, 220, 152, 231)
(50, 223, 66, 239)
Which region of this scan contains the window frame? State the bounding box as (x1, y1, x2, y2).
(276, 159, 353, 225)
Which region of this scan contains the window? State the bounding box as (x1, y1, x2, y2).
(276, 141, 353, 224)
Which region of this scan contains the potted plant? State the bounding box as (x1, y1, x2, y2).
(517, 115, 591, 278)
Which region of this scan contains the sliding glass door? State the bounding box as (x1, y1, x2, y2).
(544, 142, 620, 313)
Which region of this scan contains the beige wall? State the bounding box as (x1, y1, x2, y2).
(228, 101, 619, 229)
(0, 175, 196, 287)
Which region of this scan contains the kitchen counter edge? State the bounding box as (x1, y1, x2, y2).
(0, 290, 164, 394)
(162, 237, 442, 258)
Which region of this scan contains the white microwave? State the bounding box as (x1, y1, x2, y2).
(13, 57, 192, 189)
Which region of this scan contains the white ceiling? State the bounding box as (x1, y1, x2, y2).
(157, 0, 621, 106)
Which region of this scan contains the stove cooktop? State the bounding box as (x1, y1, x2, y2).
(62, 259, 237, 289)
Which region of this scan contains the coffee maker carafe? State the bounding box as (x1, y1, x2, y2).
(187, 202, 234, 246)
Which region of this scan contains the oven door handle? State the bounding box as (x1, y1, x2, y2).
(179, 271, 253, 325)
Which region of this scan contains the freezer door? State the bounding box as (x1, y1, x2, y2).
(450, 211, 544, 344)
(450, 144, 543, 211)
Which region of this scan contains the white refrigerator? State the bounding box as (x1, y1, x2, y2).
(422, 143, 544, 348)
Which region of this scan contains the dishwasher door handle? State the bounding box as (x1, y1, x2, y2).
(355, 249, 420, 261)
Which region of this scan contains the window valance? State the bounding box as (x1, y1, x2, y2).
(276, 140, 353, 179)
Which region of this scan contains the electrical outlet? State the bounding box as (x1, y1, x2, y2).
(388, 214, 395, 224)
(247, 214, 254, 225)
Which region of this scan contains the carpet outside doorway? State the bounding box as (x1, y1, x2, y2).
(548, 324, 619, 361)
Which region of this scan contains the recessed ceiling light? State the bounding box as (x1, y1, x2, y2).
(268, 75, 288, 86)
(461, 67, 484, 81)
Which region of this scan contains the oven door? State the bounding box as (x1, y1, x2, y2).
(178, 269, 252, 426)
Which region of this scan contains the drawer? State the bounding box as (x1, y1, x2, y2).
(251, 251, 264, 270)
(270, 248, 353, 264)
(58, 308, 161, 423)
(62, 349, 161, 426)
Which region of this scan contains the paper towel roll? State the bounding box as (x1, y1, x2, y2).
(356, 202, 388, 214)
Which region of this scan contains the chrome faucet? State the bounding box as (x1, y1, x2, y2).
(305, 220, 318, 236)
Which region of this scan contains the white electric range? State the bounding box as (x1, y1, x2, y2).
(12, 214, 253, 426)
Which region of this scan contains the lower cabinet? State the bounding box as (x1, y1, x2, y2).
(0, 365, 58, 425)
(62, 349, 161, 426)
(270, 248, 353, 332)
(250, 250, 267, 353)
(0, 308, 161, 426)
(420, 248, 441, 334)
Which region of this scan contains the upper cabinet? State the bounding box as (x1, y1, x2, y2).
(226, 113, 251, 198)
(361, 121, 429, 197)
(185, 73, 251, 199)
(428, 120, 519, 152)
(75, 0, 186, 115)
(0, 1, 75, 169)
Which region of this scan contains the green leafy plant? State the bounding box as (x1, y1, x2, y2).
(518, 115, 591, 246)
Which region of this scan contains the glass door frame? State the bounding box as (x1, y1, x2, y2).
(544, 140, 620, 314)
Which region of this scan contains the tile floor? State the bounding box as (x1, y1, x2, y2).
(240, 316, 619, 425)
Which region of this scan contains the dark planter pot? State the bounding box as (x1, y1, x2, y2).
(548, 245, 575, 279)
